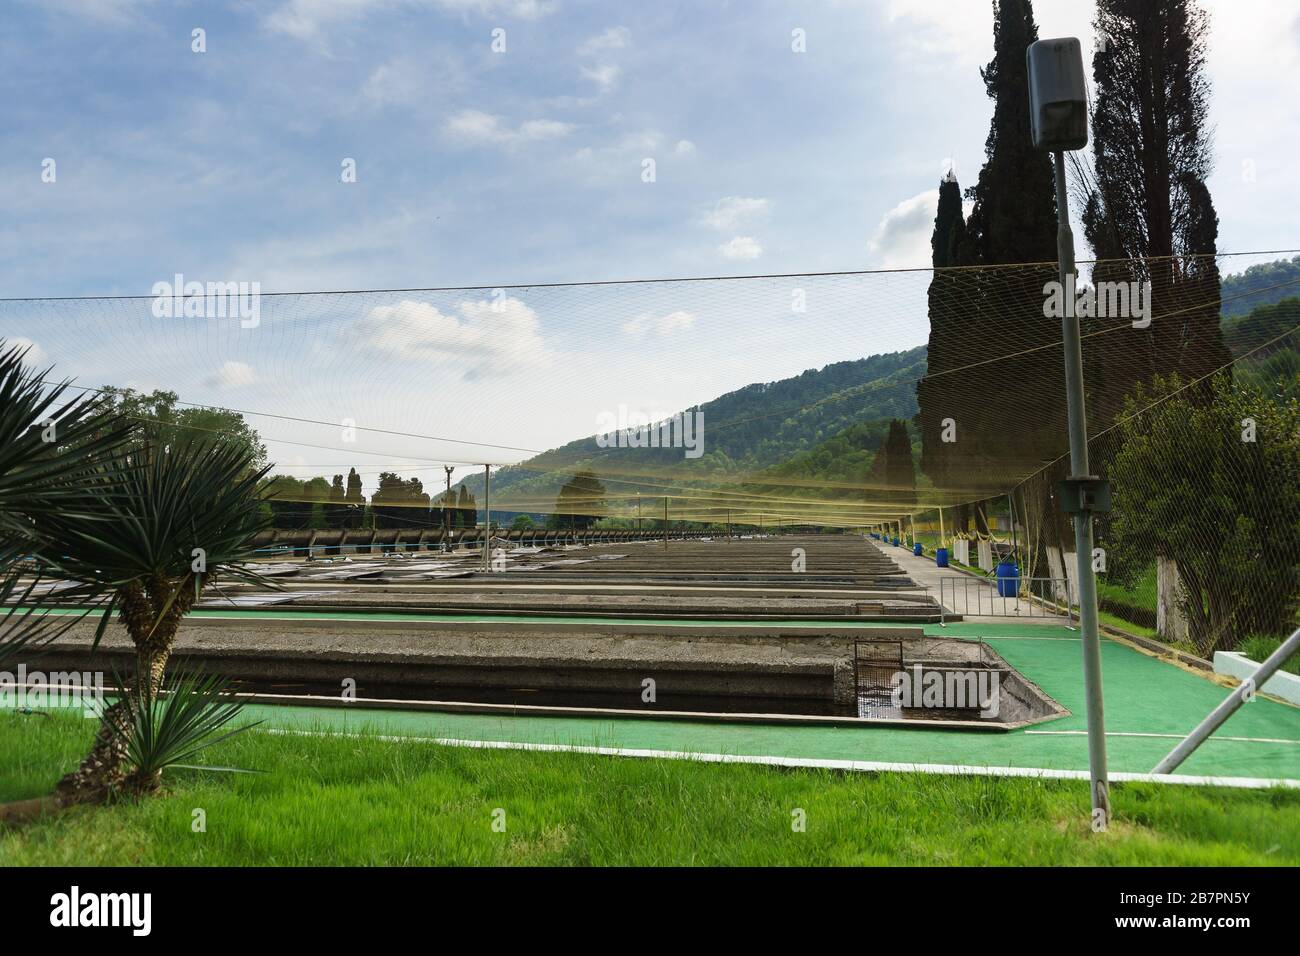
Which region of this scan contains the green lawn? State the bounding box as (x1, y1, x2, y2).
(2, 711, 1298, 866)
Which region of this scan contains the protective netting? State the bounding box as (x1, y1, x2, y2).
(2, 250, 1297, 652)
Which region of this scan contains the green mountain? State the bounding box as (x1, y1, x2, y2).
(1226, 296, 1300, 401)
(460, 346, 926, 515)
(1221, 256, 1300, 321)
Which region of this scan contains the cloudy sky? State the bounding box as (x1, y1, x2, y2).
(2, 0, 1296, 493)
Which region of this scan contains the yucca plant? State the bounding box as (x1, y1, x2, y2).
(108, 671, 262, 796)
(33, 428, 273, 802)
(0, 340, 132, 666)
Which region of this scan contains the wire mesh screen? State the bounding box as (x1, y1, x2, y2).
(854, 640, 904, 719)
(1, 249, 1296, 653)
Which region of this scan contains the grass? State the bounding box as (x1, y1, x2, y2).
(2, 710, 1299, 865)
(1097, 566, 1159, 631)
(1238, 635, 1300, 676)
(1099, 609, 1159, 640)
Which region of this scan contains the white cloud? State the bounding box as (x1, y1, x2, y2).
(205, 360, 256, 389)
(580, 63, 621, 92)
(362, 59, 424, 108)
(622, 310, 696, 337)
(882, 0, 997, 66)
(866, 188, 976, 270)
(8, 337, 46, 366)
(674, 139, 696, 157)
(718, 236, 763, 260)
(867, 189, 948, 270)
(618, 130, 661, 152)
(701, 196, 770, 231)
(360, 296, 548, 378)
(22, 0, 156, 25)
(267, 0, 553, 44)
(578, 26, 630, 55)
(444, 109, 574, 145)
(517, 118, 573, 140)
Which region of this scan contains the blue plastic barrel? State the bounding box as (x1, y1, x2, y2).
(936, 547, 949, 568)
(995, 561, 1020, 597)
(892, 536, 900, 547)
(913, 543, 922, 556)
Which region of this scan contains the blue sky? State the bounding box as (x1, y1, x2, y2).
(2, 0, 1297, 493)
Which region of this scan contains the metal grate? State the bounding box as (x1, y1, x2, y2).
(937, 576, 1075, 624)
(854, 640, 903, 719)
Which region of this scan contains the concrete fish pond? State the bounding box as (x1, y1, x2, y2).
(32, 618, 1063, 729)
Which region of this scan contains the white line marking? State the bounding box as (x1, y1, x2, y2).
(261, 728, 1300, 790)
(1026, 730, 1300, 745)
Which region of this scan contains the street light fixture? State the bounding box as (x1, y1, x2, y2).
(1028, 35, 1110, 831)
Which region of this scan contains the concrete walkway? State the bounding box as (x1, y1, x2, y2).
(867, 537, 1075, 627)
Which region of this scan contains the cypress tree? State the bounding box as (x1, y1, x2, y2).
(916, 170, 968, 511)
(458, 486, 476, 529)
(555, 470, 608, 530)
(344, 467, 364, 530)
(960, 0, 1057, 267)
(327, 474, 345, 529)
(866, 419, 916, 508)
(959, 0, 1062, 476)
(916, 0, 1061, 533)
(1083, 0, 1230, 419)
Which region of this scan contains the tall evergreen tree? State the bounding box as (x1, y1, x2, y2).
(916, 170, 968, 511)
(958, 0, 1057, 267)
(344, 467, 365, 529)
(915, 0, 1062, 531)
(457, 486, 476, 529)
(554, 470, 607, 530)
(326, 474, 346, 529)
(865, 419, 916, 508)
(1083, 0, 1230, 420)
(958, 0, 1062, 474)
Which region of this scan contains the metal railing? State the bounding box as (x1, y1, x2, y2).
(938, 575, 1075, 625)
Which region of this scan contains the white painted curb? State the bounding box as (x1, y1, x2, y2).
(1214, 651, 1300, 707)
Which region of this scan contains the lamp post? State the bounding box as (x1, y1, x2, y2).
(1028, 36, 1110, 830)
(443, 465, 454, 549)
(481, 464, 491, 572)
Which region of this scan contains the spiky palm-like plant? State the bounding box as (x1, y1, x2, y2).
(0, 341, 131, 665)
(109, 671, 261, 796)
(35, 429, 272, 801)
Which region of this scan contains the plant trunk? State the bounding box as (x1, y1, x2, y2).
(0, 795, 61, 824)
(53, 575, 195, 805)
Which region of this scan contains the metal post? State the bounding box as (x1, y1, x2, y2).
(1007, 492, 1019, 560)
(1054, 149, 1109, 829)
(443, 465, 454, 548)
(938, 507, 946, 553)
(482, 464, 491, 572)
(1153, 626, 1300, 774)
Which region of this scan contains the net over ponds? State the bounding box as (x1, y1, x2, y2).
(2, 249, 1296, 654)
